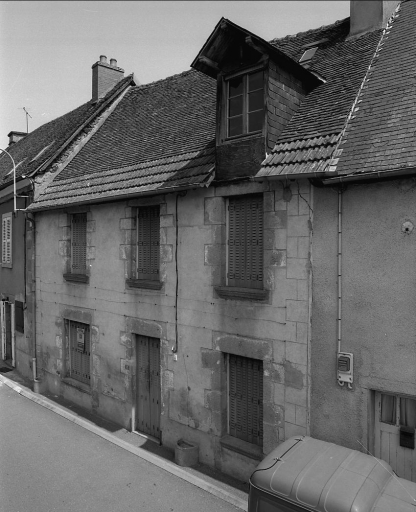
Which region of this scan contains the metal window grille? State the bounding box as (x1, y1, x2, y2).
(66, 319, 90, 385)
(229, 354, 263, 446)
(137, 205, 160, 280)
(228, 195, 263, 289)
(2, 213, 12, 265)
(71, 213, 87, 274)
(15, 301, 24, 333)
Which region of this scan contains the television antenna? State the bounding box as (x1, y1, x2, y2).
(19, 106, 32, 133)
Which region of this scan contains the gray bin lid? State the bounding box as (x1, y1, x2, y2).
(250, 436, 416, 512)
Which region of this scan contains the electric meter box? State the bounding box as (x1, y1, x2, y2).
(337, 352, 353, 385)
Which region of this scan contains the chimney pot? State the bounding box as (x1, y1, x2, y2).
(91, 56, 124, 102)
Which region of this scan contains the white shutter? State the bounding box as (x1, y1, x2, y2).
(2, 213, 12, 267)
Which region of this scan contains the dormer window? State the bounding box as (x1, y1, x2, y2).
(227, 70, 264, 138)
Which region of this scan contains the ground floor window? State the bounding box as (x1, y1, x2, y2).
(228, 353, 263, 446)
(65, 319, 90, 385)
(380, 393, 416, 428)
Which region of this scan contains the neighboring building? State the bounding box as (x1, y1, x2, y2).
(0, 57, 136, 381)
(257, 0, 416, 483)
(24, 0, 416, 484)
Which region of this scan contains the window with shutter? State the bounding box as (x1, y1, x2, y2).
(1, 212, 12, 268)
(71, 213, 87, 274)
(65, 319, 90, 385)
(137, 205, 160, 280)
(229, 354, 263, 446)
(228, 195, 263, 289)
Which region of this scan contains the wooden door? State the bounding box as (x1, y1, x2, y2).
(136, 335, 161, 439)
(374, 391, 416, 482)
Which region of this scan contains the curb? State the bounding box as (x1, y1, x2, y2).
(0, 374, 247, 511)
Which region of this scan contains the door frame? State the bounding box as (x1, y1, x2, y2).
(132, 334, 161, 443)
(1, 300, 15, 366)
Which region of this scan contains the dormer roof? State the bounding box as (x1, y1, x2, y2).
(191, 17, 323, 87)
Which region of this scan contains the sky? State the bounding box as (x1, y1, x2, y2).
(0, 1, 350, 150)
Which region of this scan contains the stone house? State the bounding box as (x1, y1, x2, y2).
(25, 0, 416, 483)
(0, 57, 136, 380)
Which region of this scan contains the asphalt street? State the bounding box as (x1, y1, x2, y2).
(0, 380, 241, 512)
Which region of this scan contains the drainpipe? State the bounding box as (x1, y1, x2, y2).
(25, 212, 39, 392)
(172, 190, 187, 356)
(337, 187, 342, 357)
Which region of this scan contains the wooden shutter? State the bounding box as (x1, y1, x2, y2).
(71, 213, 87, 274)
(228, 195, 263, 289)
(137, 206, 160, 280)
(2, 213, 12, 266)
(229, 354, 263, 446)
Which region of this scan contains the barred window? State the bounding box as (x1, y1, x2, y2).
(65, 319, 90, 385)
(229, 354, 263, 446)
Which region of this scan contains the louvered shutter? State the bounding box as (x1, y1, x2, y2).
(137, 206, 160, 280)
(229, 354, 263, 446)
(71, 213, 87, 274)
(2, 213, 12, 266)
(228, 195, 263, 289)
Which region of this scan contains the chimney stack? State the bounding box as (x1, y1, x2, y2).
(349, 1, 399, 38)
(91, 55, 124, 102)
(7, 131, 27, 146)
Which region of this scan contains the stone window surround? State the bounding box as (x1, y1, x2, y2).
(204, 181, 272, 302)
(207, 331, 277, 461)
(59, 206, 95, 284)
(121, 196, 172, 291)
(59, 307, 97, 397)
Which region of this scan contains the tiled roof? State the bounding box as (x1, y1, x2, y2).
(0, 76, 133, 188)
(327, 0, 416, 179)
(256, 134, 339, 178)
(30, 70, 216, 210)
(258, 18, 384, 178)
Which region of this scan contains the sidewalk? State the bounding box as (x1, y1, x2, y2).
(0, 365, 248, 511)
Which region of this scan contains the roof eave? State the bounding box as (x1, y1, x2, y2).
(28, 169, 215, 213)
(322, 166, 416, 185)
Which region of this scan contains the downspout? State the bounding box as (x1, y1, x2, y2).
(337, 187, 342, 357)
(172, 190, 187, 355)
(25, 212, 38, 392)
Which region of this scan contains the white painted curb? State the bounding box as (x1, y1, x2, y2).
(0, 374, 247, 510)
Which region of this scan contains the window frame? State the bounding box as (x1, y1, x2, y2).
(224, 67, 265, 141)
(65, 319, 91, 386)
(226, 194, 264, 290)
(64, 212, 89, 283)
(227, 353, 263, 447)
(136, 204, 160, 281)
(1, 212, 12, 268)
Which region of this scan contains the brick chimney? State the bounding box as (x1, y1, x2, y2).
(7, 131, 27, 146)
(349, 1, 400, 38)
(91, 55, 124, 102)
